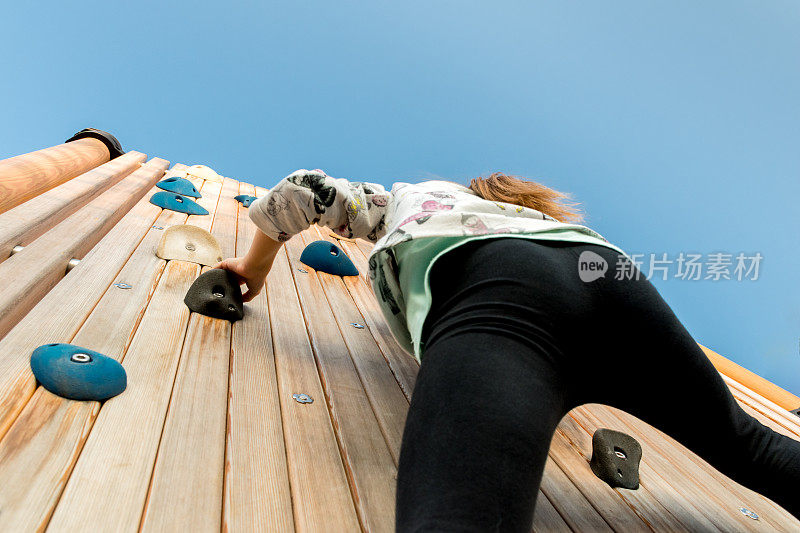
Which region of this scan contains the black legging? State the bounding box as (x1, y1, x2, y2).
(395, 237, 800, 531)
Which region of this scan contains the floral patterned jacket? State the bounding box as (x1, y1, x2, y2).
(249, 169, 625, 353)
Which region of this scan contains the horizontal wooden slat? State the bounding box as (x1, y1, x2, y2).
(0, 157, 169, 340)
(0, 151, 147, 262)
(48, 179, 224, 531)
(0, 137, 110, 215)
(0, 165, 189, 442)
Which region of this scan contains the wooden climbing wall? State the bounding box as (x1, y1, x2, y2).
(0, 155, 799, 532)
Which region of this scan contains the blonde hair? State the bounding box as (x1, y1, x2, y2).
(466, 172, 585, 223)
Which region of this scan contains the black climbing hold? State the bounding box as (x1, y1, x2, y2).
(589, 428, 642, 489)
(30, 343, 127, 401)
(156, 177, 201, 198)
(299, 240, 359, 277)
(184, 268, 244, 321)
(65, 128, 125, 159)
(150, 191, 209, 215)
(234, 194, 257, 207)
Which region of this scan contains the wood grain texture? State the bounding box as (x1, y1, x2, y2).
(700, 342, 800, 412)
(286, 229, 398, 531)
(0, 150, 147, 262)
(223, 183, 294, 532)
(577, 404, 800, 531)
(0, 137, 110, 215)
(323, 234, 419, 402)
(0, 157, 169, 341)
(302, 226, 409, 465)
(0, 196, 192, 530)
(553, 413, 695, 532)
(266, 240, 361, 531)
(140, 177, 239, 531)
(47, 260, 199, 532)
(0, 167, 188, 442)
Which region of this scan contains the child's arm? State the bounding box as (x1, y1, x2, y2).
(215, 169, 390, 301)
(214, 227, 282, 302)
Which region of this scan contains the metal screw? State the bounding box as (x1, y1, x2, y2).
(152, 225, 164, 230)
(113, 282, 132, 289)
(213, 292, 224, 298)
(66, 258, 81, 272)
(614, 448, 627, 459)
(297, 268, 308, 274)
(10, 245, 24, 255)
(70, 353, 92, 363)
(739, 507, 759, 520)
(293, 393, 313, 404)
(350, 322, 364, 329)
(185, 243, 196, 251)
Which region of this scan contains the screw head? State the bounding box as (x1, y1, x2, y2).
(350, 322, 364, 329)
(113, 282, 132, 289)
(70, 353, 92, 363)
(293, 393, 313, 404)
(185, 243, 196, 251)
(739, 507, 759, 520)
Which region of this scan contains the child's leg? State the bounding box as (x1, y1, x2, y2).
(395, 330, 572, 532)
(575, 249, 800, 520)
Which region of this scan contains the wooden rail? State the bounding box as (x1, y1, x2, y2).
(0, 138, 111, 215)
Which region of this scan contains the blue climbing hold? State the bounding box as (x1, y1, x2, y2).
(299, 240, 359, 277)
(150, 191, 209, 215)
(156, 176, 201, 198)
(234, 194, 257, 207)
(30, 343, 127, 401)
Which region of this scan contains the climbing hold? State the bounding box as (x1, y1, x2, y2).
(234, 194, 257, 207)
(184, 268, 244, 321)
(299, 240, 359, 277)
(156, 177, 201, 198)
(589, 428, 642, 489)
(185, 165, 223, 183)
(149, 191, 209, 216)
(30, 343, 127, 401)
(156, 225, 223, 266)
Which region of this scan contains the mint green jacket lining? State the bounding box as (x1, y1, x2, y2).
(395, 228, 628, 363)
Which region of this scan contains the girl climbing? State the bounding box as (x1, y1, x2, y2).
(215, 169, 800, 531)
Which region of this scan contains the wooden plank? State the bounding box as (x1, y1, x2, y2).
(539, 456, 614, 532)
(531, 490, 573, 533)
(722, 375, 800, 440)
(223, 182, 293, 532)
(46, 260, 199, 532)
(283, 229, 398, 531)
(555, 412, 700, 532)
(0, 192, 194, 530)
(0, 157, 169, 340)
(47, 176, 223, 531)
(0, 150, 147, 262)
(140, 177, 239, 531)
(0, 137, 110, 215)
(0, 165, 188, 441)
(565, 408, 724, 532)
(700, 342, 800, 412)
(265, 239, 361, 531)
(317, 230, 419, 402)
(578, 404, 799, 531)
(299, 227, 408, 465)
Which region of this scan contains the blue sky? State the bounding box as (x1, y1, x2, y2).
(2, 2, 798, 394)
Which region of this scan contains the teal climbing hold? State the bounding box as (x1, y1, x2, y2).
(299, 240, 359, 277)
(156, 176, 201, 198)
(150, 191, 209, 215)
(30, 343, 127, 401)
(234, 194, 257, 207)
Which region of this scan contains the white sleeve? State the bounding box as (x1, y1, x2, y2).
(248, 169, 390, 242)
